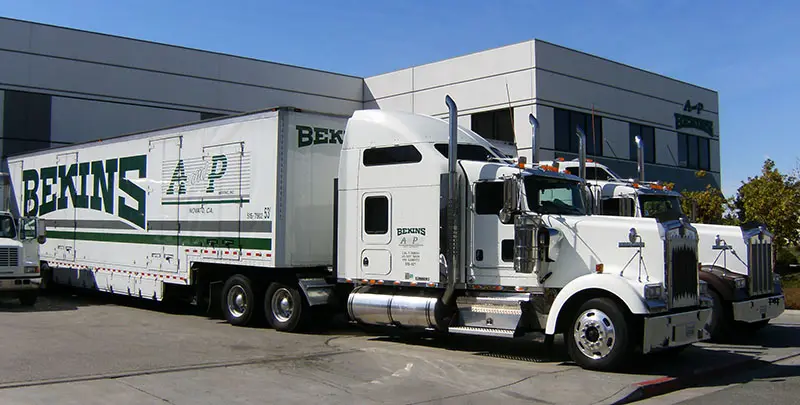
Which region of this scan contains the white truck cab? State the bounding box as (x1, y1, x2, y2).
(0, 173, 45, 306)
(542, 140, 785, 341)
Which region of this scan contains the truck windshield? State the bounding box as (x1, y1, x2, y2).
(0, 215, 16, 239)
(638, 195, 684, 222)
(524, 176, 587, 216)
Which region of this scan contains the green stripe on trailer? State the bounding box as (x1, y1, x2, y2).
(46, 231, 272, 250)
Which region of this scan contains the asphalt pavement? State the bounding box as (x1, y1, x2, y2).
(0, 290, 798, 405)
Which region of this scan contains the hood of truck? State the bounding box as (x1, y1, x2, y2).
(541, 214, 670, 287)
(0, 238, 22, 248)
(693, 223, 750, 276)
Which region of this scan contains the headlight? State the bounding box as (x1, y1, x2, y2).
(734, 277, 747, 289)
(24, 266, 39, 274)
(644, 283, 663, 300)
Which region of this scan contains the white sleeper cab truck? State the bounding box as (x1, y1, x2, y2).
(5, 100, 710, 371)
(0, 172, 45, 306)
(541, 137, 784, 341)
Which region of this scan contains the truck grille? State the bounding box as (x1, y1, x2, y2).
(0, 247, 19, 267)
(666, 224, 699, 309)
(747, 230, 773, 297)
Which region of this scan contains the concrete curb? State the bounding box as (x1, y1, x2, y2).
(601, 351, 800, 405)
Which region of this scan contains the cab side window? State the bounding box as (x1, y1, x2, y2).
(474, 181, 504, 216)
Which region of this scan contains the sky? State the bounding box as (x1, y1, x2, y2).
(1, 0, 797, 195)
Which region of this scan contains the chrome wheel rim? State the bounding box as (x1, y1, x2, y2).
(573, 309, 616, 360)
(226, 285, 248, 318)
(271, 288, 294, 323)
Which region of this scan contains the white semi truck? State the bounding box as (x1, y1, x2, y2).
(4, 98, 711, 370)
(538, 135, 785, 341)
(0, 172, 46, 306)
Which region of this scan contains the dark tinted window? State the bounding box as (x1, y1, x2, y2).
(3, 90, 52, 156)
(434, 144, 496, 162)
(698, 137, 710, 170)
(364, 196, 388, 234)
(554, 108, 602, 156)
(564, 166, 615, 181)
(475, 181, 504, 215)
(678, 133, 711, 170)
(630, 123, 655, 163)
(601, 198, 634, 217)
(471, 109, 515, 143)
(363, 145, 422, 166)
(501, 239, 513, 262)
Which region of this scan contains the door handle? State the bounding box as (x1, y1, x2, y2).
(363, 257, 369, 267)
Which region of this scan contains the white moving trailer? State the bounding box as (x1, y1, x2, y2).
(4, 101, 710, 371)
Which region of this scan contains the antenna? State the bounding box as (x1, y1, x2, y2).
(505, 79, 515, 142)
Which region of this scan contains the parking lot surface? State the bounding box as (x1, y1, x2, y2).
(0, 290, 798, 405)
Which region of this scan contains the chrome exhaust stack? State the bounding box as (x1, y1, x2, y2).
(442, 95, 460, 306)
(576, 126, 587, 180)
(635, 135, 645, 182)
(529, 113, 539, 164)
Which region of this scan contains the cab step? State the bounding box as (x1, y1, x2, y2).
(448, 326, 516, 338)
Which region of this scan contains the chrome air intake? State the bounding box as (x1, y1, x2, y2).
(663, 219, 699, 309)
(745, 226, 774, 296)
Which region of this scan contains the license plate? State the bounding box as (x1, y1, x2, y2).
(685, 324, 695, 338)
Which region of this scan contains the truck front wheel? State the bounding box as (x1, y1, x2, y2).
(221, 274, 261, 326)
(566, 298, 630, 371)
(19, 292, 38, 307)
(264, 282, 307, 332)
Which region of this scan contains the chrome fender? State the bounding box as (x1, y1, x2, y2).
(545, 273, 649, 335)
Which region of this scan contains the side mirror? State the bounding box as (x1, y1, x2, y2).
(499, 175, 524, 224)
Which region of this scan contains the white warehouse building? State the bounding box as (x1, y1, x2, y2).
(0, 17, 720, 191)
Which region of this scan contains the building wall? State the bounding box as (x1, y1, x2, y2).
(1, 18, 721, 191)
(532, 40, 720, 190)
(0, 17, 363, 157)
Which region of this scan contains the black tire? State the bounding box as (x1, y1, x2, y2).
(706, 289, 731, 342)
(264, 282, 308, 332)
(740, 319, 770, 334)
(19, 292, 38, 307)
(220, 274, 261, 326)
(566, 298, 630, 371)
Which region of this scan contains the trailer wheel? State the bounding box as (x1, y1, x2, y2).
(566, 298, 630, 371)
(221, 274, 260, 326)
(19, 292, 38, 307)
(264, 282, 307, 332)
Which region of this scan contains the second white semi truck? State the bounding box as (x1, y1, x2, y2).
(538, 134, 785, 341)
(4, 98, 711, 370)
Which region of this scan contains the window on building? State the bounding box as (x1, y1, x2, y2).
(474, 181, 504, 215)
(363, 145, 422, 166)
(629, 123, 655, 163)
(364, 196, 389, 234)
(553, 108, 603, 156)
(471, 109, 515, 144)
(200, 112, 226, 120)
(2, 90, 52, 157)
(677, 133, 711, 170)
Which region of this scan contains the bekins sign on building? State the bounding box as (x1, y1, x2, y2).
(675, 99, 715, 137)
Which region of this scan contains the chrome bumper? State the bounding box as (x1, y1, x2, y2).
(643, 308, 711, 353)
(732, 295, 785, 323)
(0, 277, 41, 292)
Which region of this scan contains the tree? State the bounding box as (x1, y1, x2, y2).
(680, 184, 730, 225)
(732, 159, 800, 249)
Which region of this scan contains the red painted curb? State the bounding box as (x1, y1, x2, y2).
(607, 357, 756, 404)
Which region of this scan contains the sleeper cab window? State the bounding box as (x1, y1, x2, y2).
(474, 181, 504, 216)
(364, 196, 389, 234)
(363, 145, 422, 166)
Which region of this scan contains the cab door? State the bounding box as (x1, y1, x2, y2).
(359, 192, 392, 278)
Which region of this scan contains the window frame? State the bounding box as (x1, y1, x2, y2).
(363, 195, 389, 235)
